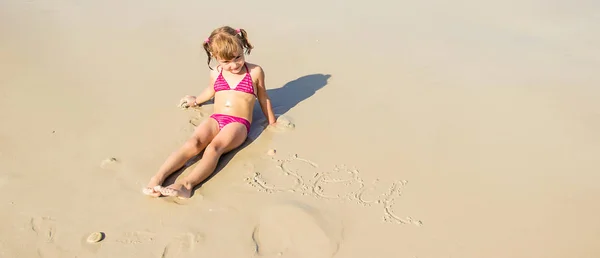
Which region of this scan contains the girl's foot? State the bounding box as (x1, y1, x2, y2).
(159, 182, 192, 199)
(142, 177, 163, 197)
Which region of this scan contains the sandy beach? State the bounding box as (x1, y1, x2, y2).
(1, 0, 600, 257)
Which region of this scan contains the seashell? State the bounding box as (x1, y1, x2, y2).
(86, 232, 105, 243)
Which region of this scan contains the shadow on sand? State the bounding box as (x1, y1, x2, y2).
(162, 73, 331, 197)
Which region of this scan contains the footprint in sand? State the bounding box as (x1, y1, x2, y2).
(252, 202, 342, 258)
(161, 232, 205, 258)
(30, 216, 56, 243)
(30, 216, 69, 257)
(182, 108, 209, 132)
(188, 111, 207, 127)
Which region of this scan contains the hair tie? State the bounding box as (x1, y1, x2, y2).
(204, 38, 210, 43)
(235, 28, 241, 34)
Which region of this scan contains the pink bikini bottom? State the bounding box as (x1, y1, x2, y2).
(210, 113, 251, 134)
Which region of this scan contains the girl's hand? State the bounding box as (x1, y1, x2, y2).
(265, 121, 277, 129)
(265, 116, 295, 132)
(179, 95, 197, 108)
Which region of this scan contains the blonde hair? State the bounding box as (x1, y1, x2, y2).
(202, 26, 253, 69)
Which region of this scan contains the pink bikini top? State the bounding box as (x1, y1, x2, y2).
(213, 64, 256, 96)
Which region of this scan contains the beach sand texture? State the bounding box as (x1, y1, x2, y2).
(1, 0, 600, 257)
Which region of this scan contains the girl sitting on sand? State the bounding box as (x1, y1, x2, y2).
(143, 26, 277, 198)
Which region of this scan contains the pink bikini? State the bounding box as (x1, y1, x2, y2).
(210, 64, 255, 134)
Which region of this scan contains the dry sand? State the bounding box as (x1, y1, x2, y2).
(1, 0, 600, 257)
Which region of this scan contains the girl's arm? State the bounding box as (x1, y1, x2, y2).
(184, 71, 216, 107)
(255, 66, 277, 125)
(194, 85, 215, 106)
(197, 71, 218, 105)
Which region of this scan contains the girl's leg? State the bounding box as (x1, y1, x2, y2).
(158, 122, 247, 198)
(143, 118, 219, 197)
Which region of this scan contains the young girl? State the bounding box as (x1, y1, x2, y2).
(143, 26, 277, 198)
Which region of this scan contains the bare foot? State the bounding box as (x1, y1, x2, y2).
(142, 177, 163, 197)
(159, 182, 193, 199)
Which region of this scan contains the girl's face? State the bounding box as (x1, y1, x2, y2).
(216, 51, 246, 74)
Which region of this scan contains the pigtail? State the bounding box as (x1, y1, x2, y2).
(202, 38, 213, 70)
(237, 28, 254, 55)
